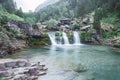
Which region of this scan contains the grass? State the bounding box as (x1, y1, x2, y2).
(0, 4, 24, 21)
(5, 12, 24, 21)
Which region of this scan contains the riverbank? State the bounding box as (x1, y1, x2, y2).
(0, 19, 50, 57)
(0, 59, 47, 80)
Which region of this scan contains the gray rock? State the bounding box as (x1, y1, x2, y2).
(0, 64, 6, 71)
(17, 61, 26, 67)
(11, 74, 28, 80)
(0, 59, 47, 80)
(25, 63, 31, 67)
(5, 62, 17, 68)
(28, 67, 39, 76)
(0, 71, 11, 77)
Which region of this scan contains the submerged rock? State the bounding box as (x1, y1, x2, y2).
(73, 64, 88, 73)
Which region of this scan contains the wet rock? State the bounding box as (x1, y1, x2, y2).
(73, 64, 88, 73)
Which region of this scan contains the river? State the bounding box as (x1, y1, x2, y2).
(8, 45, 120, 80)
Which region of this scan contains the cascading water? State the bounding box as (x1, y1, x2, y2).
(47, 32, 57, 45)
(47, 31, 81, 45)
(62, 32, 70, 45)
(73, 31, 81, 45)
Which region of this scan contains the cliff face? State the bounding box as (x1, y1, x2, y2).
(0, 19, 49, 57)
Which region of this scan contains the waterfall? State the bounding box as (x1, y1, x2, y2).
(62, 32, 70, 45)
(47, 31, 82, 45)
(73, 31, 81, 45)
(47, 32, 57, 45)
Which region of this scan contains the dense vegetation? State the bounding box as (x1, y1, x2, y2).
(0, 0, 36, 24)
(36, 0, 120, 45)
(36, 0, 120, 21)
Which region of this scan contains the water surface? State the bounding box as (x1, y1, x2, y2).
(8, 45, 120, 80)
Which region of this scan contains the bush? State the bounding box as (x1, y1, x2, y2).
(47, 19, 58, 26)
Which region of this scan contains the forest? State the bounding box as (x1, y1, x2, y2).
(35, 0, 120, 45)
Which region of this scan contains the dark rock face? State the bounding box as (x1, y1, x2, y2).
(8, 20, 32, 35)
(0, 35, 28, 57)
(28, 29, 41, 38)
(7, 20, 42, 38)
(60, 18, 72, 25)
(46, 26, 61, 31)
(0, 20, 48, 57)
(0, 34, 28, 57)
(0, 32, 15, 57)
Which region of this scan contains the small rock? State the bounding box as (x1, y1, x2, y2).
(28, 67, 39, 76)
(38, 71, 47, 76)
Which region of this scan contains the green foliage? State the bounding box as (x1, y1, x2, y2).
(15, 8, 36, 23)
(0, 4, 4, 13)
(0, 0, 16, 13)
(81, 31, 92, 43)
(27, 36, 49, 46)
(25, 17, 35, 23)
(93, 8, 103, 35)
(47, 19, 58, 26)
(5, 13, 24, 21)
(36, 0, 120, 23)
(101, 13, 120, 39)
(101, 13, 118, 23)
(0, 1, 36, 24)
(0, 31, 9, 40)
(0, 4, 24, 24)
(15, 8, 24, 18)
(0, 16, 8, 25)
(0, 77, 4, 80)
(36, 0, 75, 22)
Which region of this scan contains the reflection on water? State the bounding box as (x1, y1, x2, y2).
(8, 45, 120, 80)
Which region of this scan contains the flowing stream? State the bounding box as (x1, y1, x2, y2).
(8, 45, 120, 80)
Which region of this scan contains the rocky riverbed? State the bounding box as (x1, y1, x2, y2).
(0, 59, 47, 80)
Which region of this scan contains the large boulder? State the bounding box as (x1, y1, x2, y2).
(7, 20, 43, 38)
(0, 32, 15, 57)
(28, 29, 41, 38)
(8, 20, 33, 35)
